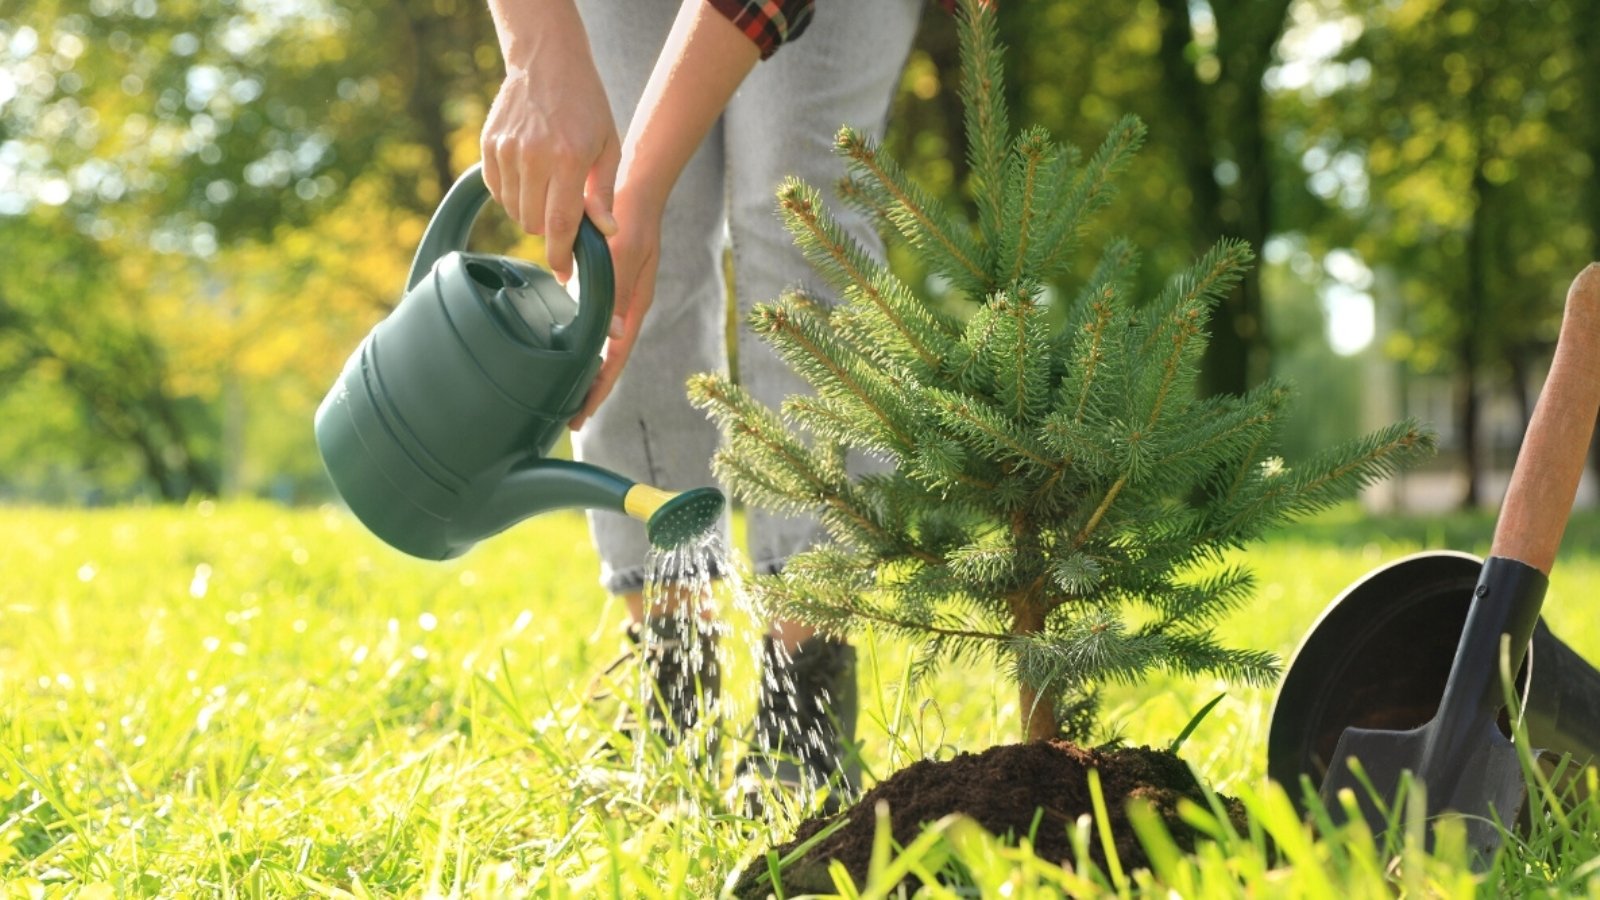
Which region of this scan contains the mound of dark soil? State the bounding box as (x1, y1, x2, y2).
(737, 740, 1242, 897)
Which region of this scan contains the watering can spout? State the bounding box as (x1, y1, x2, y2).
(456, 457, 725, 552)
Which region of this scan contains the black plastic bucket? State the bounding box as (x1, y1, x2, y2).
(1268, 550, 1600, 808)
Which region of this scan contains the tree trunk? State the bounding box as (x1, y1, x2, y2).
(1455, 50, 1496, 508)
(1152, 0, 1292, 398)
(70, 364, 219, 501)
(1012, 597, 1058, 741)
(1221, 35, 1276, 394)
(396, 0, 458, 200)
(1578, 0, 1600, 492)
(1508, 347, 1533, 460)
(1457, 363, 1481, 508)
(1019, 680, 1058, 743)
(906, 7, 971, 196)
(1459, 160, 1492, 509)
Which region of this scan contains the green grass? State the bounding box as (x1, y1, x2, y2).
(3, 502, 1600, 896)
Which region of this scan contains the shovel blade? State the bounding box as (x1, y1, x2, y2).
(1319, 724, 1425, 832)
(1319, 721, 1528, 861)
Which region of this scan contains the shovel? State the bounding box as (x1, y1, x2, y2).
(1316, 263, 1600, 857)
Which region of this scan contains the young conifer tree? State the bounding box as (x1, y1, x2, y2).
(687, 0, 1433, 742)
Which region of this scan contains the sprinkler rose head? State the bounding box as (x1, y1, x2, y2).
(624, 484, 726, 550)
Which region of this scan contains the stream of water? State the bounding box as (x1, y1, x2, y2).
(632, 531, 845, 813)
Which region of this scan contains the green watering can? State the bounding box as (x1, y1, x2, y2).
(314, 163, 723, 560)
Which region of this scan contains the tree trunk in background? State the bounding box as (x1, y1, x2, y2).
(398, 0, 458, 200)
(1458, 159, 1492, 509)
(60, 354, 221, 501)
(1577, 0, 1600, 491)
(1507, 348, 1533, 460)
(925, 8, 973, 193)
(1153, 0, 1292, 399)
(1456, 351, 1482, 509)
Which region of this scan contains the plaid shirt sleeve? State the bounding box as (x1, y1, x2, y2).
(706, 0, 962, 60)
(705, 0, 816, 60)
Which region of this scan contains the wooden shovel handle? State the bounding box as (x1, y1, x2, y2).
(1491, 263, 1600, 574)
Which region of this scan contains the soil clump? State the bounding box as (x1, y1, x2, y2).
(737, 740, 1242, 897)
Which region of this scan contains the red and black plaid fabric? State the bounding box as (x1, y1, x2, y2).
(707, 0, 963, 60)
(705, 0, 815, 60)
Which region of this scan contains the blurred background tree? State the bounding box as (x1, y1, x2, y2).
(1277, 0, 1594, 507)
(0, 0, 1593, 507)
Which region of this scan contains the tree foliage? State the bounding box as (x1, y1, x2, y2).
(0, 0, 512, 499)
(893, 0, 1598, 509)
(690, 0, 1433, 741)
(0, 0, 1592, 506)
(1275, 0, 1594, 505)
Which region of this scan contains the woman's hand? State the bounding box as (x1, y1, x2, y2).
(570, 185, 663, 430)
(561, 2, 759, 428)
(481, 0, 619, 284)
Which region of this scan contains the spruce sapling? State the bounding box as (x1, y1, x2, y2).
(687, 0, 1433, 742)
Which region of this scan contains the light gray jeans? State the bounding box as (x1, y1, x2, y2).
(572, 0, 923, 595)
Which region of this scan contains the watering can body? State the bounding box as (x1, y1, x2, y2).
(315, 164, 721, 559)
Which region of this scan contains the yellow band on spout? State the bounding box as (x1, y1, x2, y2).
(623, 483, 677, 523)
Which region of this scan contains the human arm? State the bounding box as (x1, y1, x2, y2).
(481, 0, 620, 284)
(570, 2, 760, 428)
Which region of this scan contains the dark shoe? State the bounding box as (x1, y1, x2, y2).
(735, 634, 859, 815)
(594, 616, 721, 748)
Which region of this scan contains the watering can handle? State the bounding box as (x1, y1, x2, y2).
(1490, 263, 1600, 574)
(403, 163, 615, 353)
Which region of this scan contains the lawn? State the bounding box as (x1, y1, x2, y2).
(3, 502, 1599, 896)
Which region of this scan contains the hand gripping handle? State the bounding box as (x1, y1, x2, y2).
(403, 163, 614, 356)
